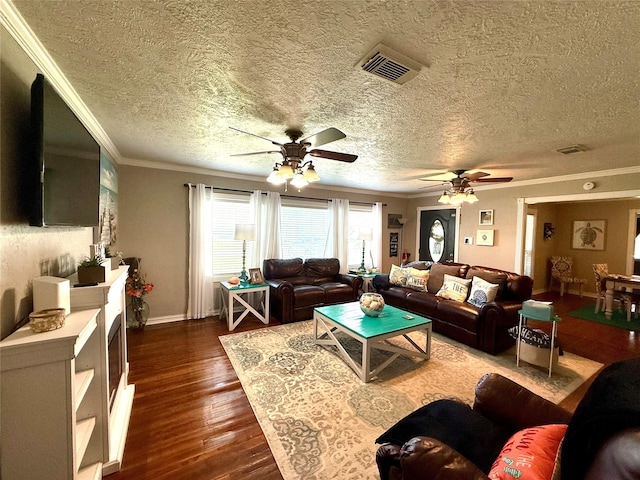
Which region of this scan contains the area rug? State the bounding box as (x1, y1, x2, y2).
(220, 321, 602, 480)
(569, 304, 640, 331)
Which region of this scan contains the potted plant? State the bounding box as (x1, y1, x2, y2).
(77, 255, 106, 284)
(104, 246, 122, 270)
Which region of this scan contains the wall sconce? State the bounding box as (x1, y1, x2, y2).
(544, 222, 555, 239)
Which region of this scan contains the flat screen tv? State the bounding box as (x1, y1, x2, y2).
(30, 73, 101, 227)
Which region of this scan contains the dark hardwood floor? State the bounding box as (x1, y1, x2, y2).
(109, 293, 639, 480)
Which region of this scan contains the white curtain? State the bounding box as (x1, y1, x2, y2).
(325, 198, 350, 273)
(371, 202, 383, 270)
(187, 184, 214, 319)
(250, 190, 282, 266)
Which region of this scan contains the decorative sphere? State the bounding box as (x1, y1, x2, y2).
(360, 292, 385, 317)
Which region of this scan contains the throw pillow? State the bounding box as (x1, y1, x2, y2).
(389, 264, 409, 286)
(467, 276, 500, 307)
(466, 267, 508, 299)
(488, 424, 567, 480)
(436, 274, 472, 302)
(376, 399, 513, 474)
(427, 263, 464, 293)
(406, 268, 430, 291)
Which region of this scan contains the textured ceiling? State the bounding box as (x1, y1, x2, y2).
(10, 0, 640, 193)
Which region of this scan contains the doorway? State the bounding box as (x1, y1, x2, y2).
(418, 208, 458, 263)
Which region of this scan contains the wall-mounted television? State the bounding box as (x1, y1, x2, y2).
(30, 73, 100, 227)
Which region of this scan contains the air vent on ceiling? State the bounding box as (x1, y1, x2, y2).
(357, 43, 422, 85)
(556, 144, 589, 155)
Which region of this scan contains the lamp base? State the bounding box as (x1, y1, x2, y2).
(240, 270, 250, 284)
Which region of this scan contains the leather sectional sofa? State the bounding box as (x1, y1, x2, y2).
(263, 258, 363, 324)
(373, 261, 533, 354)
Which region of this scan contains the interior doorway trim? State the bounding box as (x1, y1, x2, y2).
(515, 189, 640, 275)
(416, 205, 461, 263)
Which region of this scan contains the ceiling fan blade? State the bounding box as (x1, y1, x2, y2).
(229, 127, 284, 146)
(473, 176, 513, 183)
(230, 150, 281, 157)
(309, 149, 357, 163)
(419, 172, 457, 182)
(462, 171, 490, 181)
(301, 128, 346, 148)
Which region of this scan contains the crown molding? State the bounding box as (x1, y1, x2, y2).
(1, 0, 121, 163)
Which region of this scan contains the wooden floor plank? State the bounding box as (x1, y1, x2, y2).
(108, 294, 639, 479)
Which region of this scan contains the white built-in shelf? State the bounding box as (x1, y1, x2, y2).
(77, 463, 103, 480)
(75, 369, 95, 410)
(76, 416, 96, 465)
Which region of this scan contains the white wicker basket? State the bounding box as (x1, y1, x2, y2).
(29, 308, 66, 333)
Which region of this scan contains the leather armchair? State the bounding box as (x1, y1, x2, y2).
(263, 258, 362, 323)
(376, 358, 640, 480)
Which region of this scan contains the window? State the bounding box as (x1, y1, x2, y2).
(347, 204, 375, 267)
(210, 192, 253, 276)
(280, 199, 328, 259)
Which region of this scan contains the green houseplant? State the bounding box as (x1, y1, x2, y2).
(77, 255, 106, 284)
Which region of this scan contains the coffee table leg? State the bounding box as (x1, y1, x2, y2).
(362, 339, 371, 382)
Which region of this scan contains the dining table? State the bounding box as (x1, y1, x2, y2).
(605, 274, 640, 320)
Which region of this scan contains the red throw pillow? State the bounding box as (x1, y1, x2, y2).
(488, 424, 567, 480)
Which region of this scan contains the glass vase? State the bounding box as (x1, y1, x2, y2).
(127, 297, 149, 328)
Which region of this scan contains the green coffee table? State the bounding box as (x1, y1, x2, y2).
(313, 302, 432, 382)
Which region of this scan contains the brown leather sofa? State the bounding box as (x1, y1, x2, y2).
(376, 358, 640, 480)
(373, 262, 533, 354)
(263, 258, 363, 324)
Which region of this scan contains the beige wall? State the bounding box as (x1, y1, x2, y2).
(118, 165, 407, 320)
(1, 27, 94, 339)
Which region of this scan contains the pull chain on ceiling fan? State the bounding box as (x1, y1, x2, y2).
(229, 127, 357, 190)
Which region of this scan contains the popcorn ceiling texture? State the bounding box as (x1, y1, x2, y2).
(11, 0, 640, 192)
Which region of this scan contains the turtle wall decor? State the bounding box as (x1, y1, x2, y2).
(571, 220, 606, 250)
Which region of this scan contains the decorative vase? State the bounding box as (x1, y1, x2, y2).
(127, 297, 149, 328)
(359, 292, 385, 317)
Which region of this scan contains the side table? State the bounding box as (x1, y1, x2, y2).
(219, 281, 270, 331)
(516, 306, 561, 378)
(350, 272, 379, 293)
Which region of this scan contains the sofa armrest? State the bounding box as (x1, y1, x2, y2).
(376, 443, 402, 480)
(473, 373, 572, 430)
(399, 437, 488, 480)
(337, 273, 363, 292)
(373, 274, 391, 291)
(265, 278, 294, 323)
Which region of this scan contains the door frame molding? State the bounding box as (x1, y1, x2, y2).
(416, 206, 461, 263)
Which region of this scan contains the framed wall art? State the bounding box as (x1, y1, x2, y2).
(572, 220, 605, 250)
(476, 229, 495, 246)
(479, 210, 494, 226)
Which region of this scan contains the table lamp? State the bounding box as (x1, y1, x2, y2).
(358, 228, 373, 273)
(234, 224, 255, 283)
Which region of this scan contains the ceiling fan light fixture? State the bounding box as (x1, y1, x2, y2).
(466, 190, 478, 203)
(438, 192, 451, 204)
(290, 172, 308, 189)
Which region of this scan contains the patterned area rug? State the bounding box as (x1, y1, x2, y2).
(220, 320, 602, 480)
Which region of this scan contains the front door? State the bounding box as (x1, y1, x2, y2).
(419, 209, 457, 263)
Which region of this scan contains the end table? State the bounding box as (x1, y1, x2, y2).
(219, 281, 270, 331)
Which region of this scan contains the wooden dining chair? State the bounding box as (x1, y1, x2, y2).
(592, 263, 635, 321)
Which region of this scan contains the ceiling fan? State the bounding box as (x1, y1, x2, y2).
(229, 127, 357, 189)
(419, 170, 513, 204)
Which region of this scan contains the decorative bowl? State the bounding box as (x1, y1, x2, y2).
(29, 308, 66, 333)
(359, 292, 385, 317)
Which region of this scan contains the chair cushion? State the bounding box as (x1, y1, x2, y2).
(375, 398, 512, 474)
(292, 285, 325, 308)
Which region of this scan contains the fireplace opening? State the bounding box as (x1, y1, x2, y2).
(108, 314, 123, 411)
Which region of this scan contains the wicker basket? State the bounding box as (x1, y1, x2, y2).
(29, 308, 66, 333)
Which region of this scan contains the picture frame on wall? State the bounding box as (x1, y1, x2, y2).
(476, 229, 495, 246)
(572, 220, 606, 250)
(249, 268, 265, 284)
(479, 210, 494, 226)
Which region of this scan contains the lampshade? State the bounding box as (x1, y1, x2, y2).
(438, 192, 451, 204)
(277, 163, 295, 179)
(234, 224, 255, 241)
(290, 172, 308, 188)
(358, 227, 373, 241)
(267, 166, 286, 184)
(302, 164, 320, 182)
